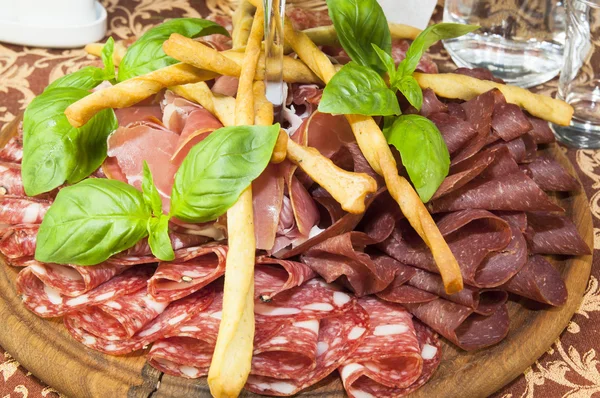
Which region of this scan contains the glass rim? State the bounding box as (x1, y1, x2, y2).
(571, 0, 600, 7)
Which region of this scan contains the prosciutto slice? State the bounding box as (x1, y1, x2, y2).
(114, 104, 163, 127)
(253, 163, 285, 251)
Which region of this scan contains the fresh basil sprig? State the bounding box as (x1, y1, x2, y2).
(326, 0, 391, 73)
(22, 88, 118, 196)
(118, 18, 229, 81)
(170, 124, 280, 223)
(35, 163, 176, 265)
(142, 162, 175, 261)
(384, 115, 450, 202)
(319, 62, 400, 116)
(45, 37, 116, 91)
(35, 179, 152, 265)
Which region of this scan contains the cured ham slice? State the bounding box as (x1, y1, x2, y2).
(341, 321, 442, 398)
(253, 163, 285, 251)
(114, 104, 163, 127)
(0, 161, 25, 196)
(254, 257, 316, 300)
(211, 76, 239, 97)
(339, 297, 422, 390)
(107, 121, 179, 213)
(0, 196, 51, 224)
(524, 212, 590, 255)
(0, 224, 38, 260)
(245, 303, 369, 396)
(16, 265, 154, 317)
(519, 156, 579, 191)
(64, 288, 215, 355)
(148, 244, 228, 302)
(503, 255, 567, 306)
(404, 298, 510, 351)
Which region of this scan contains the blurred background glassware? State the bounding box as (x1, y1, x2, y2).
(442, 0, 567, 88)
(553, 0, 600, 148)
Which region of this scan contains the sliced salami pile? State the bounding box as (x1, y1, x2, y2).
(0, 13, 590, 395)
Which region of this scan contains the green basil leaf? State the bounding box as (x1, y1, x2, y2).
(118, 18, 229, 81)
(101, 37, 116, 81)
(45, 66, 107, 91)
(319, 62, 400, 116)
(372, 43, 397, 83)
(326, 0, 391, 73)
(22, 87, 118, 196)
(384, 114, 450, 202)
(142, 161, 163, 216)
(170, 124, 280, 223)
(396, 75, 423, 110)
(399, 23, 479, 76)
(147, 215, 175, 261)
(35, 179, 151, 265)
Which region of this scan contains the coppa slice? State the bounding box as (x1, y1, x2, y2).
(16, 265, 154, 317)
(339, 297, 422, 389)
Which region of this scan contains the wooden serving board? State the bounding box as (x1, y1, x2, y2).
(0, 114, 593, 398)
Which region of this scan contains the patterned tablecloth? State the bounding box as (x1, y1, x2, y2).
(1, 1, 599, 397)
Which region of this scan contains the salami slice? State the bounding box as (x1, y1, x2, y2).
(0, 134, 23, 163)
(300, 232, 397, 296)
(66, 288, 170, 340)
(525, 212, 590, 255)
(147, 337, 214, 378)
(341, 321, 442, 398)
(403, 298, 510, 351)
(22, 260, 135, 297)
(16, 265, 154, 317)
(0, 224, 38, 260)
(519, 156, 579, 191)
(0, 161, 25, 196)
(503, 255, 567, 306)
(245, 303, 369, 396)
(0, 196, 51, 224)
(340, 297, 422, 389)
(64, 288, 215, 355)
(148, 244, 227, 302)
(254, 257, 316, 300)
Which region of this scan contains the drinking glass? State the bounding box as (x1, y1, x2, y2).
(553, 0, 600, 148)
(443, 0, 567, 88)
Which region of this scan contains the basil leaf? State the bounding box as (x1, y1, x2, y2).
(45, 66, 107, 91)
(147, 215, 175, 261)
(170, 124, 280, 223)
(22, 87, 118, 196)
(372, 43, 397, 83)
(319, 62, 400, 116)
(384, 114, 450, 202)
(327, 0, 391, 73)
(118, 18, 229, 81)
(400, 23, 479, 76)
(395, 75, 423, 110)
(101, 37, 116, 81)
(142, 161, 163, 216)
(35, 179, 151, 266)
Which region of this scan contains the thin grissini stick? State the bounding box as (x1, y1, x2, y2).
(270, 130, 288, 164)
(84, 41, 127, 66)
(171, 83, 236, 127)
(162, 33, 322, 84)
(281, 15, 464, 294)
(232, 0, 256, 48)
(182, 80, 379, 215)
(414, 72, 574, 126)
(300, 22, 421, 49)
(65, 64, 218, 128)
(207, 6, 264, 398)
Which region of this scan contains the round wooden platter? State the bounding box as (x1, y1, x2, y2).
(0, 114, 593, 398)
